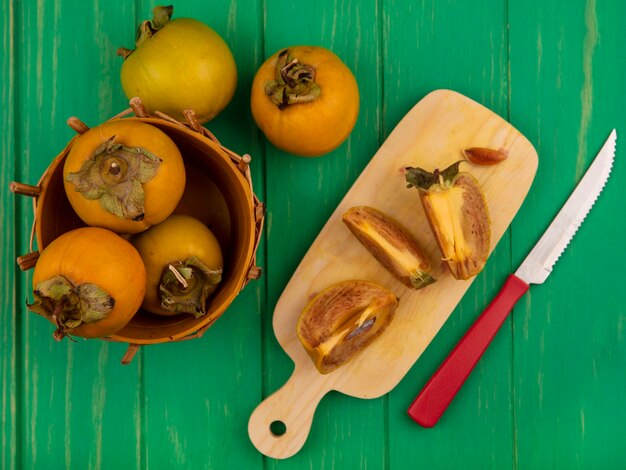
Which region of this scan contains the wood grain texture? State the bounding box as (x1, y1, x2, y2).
(137, 2, 266, 469)
(1, 0, 17, 468)
(262, 0, 387, 467)
(14, 1, 142, 469)
(381, 1, 517, 469)
(510, 0, 626, 467)
(3, 0, 626, 467)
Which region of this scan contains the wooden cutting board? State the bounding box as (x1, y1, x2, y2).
(248, 89, 538, 458)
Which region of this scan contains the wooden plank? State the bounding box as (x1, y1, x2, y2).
(510, 0, 626, 466)
(136, 2, 266, 469)
(1, 0, 17, 468)
(5, 1, 625, 468)
(381, 0, 515, 467)
(260, 0, 385, 466)
(14, 1, 142, 468)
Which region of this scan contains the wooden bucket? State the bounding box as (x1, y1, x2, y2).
(11, 99, 265, 364)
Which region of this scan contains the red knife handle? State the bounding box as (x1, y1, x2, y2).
(408, 274, 529, 427)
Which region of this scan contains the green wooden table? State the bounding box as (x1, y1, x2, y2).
(2, 0, 625, 468)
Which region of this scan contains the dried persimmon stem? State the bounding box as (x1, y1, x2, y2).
(168, 264, 189, 289)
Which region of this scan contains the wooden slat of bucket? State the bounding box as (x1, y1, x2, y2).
(129, 97, 148, 118)
(66, 117, 90, 134)
(9, 182, 40, 197)
(121, 343, 140, 365)
(16, 251, 39, 271)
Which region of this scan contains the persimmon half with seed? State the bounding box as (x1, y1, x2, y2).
(297, 280, 398, 374)
(405, 161, 491, 280)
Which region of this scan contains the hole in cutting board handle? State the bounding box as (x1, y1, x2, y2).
(270, 420, 287, 437)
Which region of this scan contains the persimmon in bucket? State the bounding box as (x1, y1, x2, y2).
(28, 227, 146, 340)
(131, 214, 224, 317)
(63, 120, 186, 234)
(15, 101, 265, 355)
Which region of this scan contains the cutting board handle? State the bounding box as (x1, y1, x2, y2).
(248, 362, 334, 459)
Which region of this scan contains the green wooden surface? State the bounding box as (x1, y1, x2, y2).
(1, 0, 16, 468)
(2, 0, 625, 468)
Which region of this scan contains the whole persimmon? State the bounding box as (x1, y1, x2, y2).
(251, 46, 359, 157)
(118, 6, 237, 123)
(28, 227, 146, 340)
(131, 214, 223, 317)
(63, 120, 185, 234)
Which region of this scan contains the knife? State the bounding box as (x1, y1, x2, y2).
(408, 129, 617, 428)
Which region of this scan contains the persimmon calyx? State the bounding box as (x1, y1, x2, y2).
(405, 160, 464, 191)
(118, 5, 174, 58)
(65, 135, 162, 221)
(136, 5, 173, 47)
(159, 256, 222, 318)
(264, 49, 321, 110)
(27, 275, 115, 340)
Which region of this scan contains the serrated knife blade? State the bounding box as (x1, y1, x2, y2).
(408, 129, 617, 427)
(515, 129, 616, 284)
